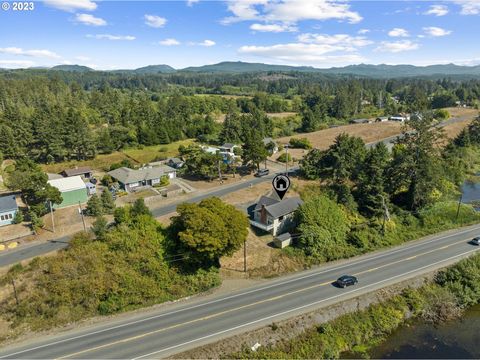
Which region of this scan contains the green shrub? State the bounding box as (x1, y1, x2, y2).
(289, 137, 312, 149)
(277, 153, 292, 163)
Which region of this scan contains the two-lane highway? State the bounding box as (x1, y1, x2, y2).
(1, 223, 479, 359)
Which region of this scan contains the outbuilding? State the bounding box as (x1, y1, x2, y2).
(273, 232, 292, 249)
(47, 176, 88, 208)
(61, 166, 93, 179)
(0, 195, 18, 227)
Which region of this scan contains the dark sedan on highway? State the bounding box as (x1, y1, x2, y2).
(336, 275, 358, 288)
(470, 236, 480, 246)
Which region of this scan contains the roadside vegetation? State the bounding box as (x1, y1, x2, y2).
(290, 114, 480, 264)
(0, 197, 248, 342)
(231, 253, 480, 359)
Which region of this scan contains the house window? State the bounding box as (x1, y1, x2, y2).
(8, 213, 13, 219)
(1, 215, 4, 221)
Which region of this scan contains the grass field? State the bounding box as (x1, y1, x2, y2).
(42, 139, 194, 173)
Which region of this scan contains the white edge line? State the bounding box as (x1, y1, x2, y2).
(133, 248, 480, 360)
(1, 226, 478, 358)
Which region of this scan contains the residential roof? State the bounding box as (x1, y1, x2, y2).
(220, 143, 237, 149)
(275, 232, 292, 241)
(48, 176, 87, 192)
(63, 166, 92, 177)
(0, 195, 18, 213)
(168, 157, 183, 164)
(108, 166, 175, 185)
(262, 137, 277, 145)
(254, 196, 303, 219)
(254, 195, 280, 212)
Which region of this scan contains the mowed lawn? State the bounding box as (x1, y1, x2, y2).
(42, 139, 194, 173)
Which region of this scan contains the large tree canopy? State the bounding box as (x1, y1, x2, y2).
(170, 197, 249, 267)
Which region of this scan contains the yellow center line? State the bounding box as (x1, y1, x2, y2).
(57, 237, 473, 359)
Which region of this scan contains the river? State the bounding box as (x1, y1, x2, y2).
(366, 304, 480, 359)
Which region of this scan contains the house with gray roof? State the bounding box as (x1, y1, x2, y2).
(250, 195, 303, 236)
(262, 137, 278, 154)
(108, 166, 176, 193)
(0, 195, 18, 227)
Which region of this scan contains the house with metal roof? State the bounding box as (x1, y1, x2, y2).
(0, 195, 18, 227)
(250, 195, 303, 236)
(47, 176, 88, 208)
(108, 165, 176, 193)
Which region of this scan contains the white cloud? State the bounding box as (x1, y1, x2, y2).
(75, 13, 107, 26)
(43, 0, 97, 12)
(190, 39, 216, 47)
(86, 34, 136, 41)
(0, 47, 60, 58)
(187, 0, 199, 6)
(159, 38, 180, 46)
(144, 14, 167, 28)
(238, 43, 365, 65)
(454, 0, 480, 15)
(358, 29, 370, 34)
(388, 28, 409, 37)
(375, 40, 419, 53)
(298, 33, 373, 48)
(424, 5, 449, 16)
(0, 60, 35, 68)
(222, 0, 362, 25)
(423, 26, 452, 37)
(250, 23, 297, 32)
(75, 55, 91, 61)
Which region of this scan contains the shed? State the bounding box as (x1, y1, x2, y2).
(47, 176, 88, 208)
(0, 195, 18, 227)
(273, 232, 292, 249)
(61, 166, 93, 179)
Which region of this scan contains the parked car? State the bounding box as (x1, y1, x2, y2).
(470, 236, 480, 245)
(336, 275, 358, 288)
(254, 169, 269, 177)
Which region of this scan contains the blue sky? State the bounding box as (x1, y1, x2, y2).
(0, 0, 479, 69)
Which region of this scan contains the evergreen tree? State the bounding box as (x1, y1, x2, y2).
(100, 190, 116, 214)
(242, 130, 268, 170)
(356, 143, 390, 218)
(85, 194, 103, 216)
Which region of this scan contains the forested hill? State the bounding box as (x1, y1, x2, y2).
(3, 61, 480, 78)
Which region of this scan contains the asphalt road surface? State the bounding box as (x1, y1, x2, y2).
(1, 223, 479, 359)
(0, 168, 297, 269)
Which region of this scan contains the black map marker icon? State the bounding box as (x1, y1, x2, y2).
(272, 174, 290, 200)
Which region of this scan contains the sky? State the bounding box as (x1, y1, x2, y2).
(0, 0, 480, 70)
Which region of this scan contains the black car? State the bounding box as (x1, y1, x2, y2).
(470, 236, 480, 246)
(254, 169, 269, 177)
(336, 275, 358, 288)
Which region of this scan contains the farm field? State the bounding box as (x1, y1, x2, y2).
(42, 139, 194, 173)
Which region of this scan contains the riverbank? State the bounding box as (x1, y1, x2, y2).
(213, 253, 480, 359)
(368, 303, 480, 359)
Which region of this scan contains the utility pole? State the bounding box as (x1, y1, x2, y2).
(456, 192, 464, 222)
(49, 201, 55, 233)
(78, 201, 86, 231)
(218, 159, 223, 184)
(284, 144, 289, 176)
(11, 279, 19, 307)
(244, 238, 247, 273)
(380, 194, 390, 235)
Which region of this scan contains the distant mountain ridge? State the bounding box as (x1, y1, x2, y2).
(51, 65, 94, 72)
(5, 61, 480, 78)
